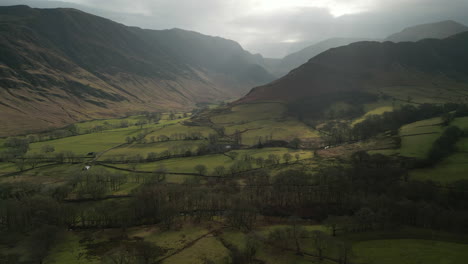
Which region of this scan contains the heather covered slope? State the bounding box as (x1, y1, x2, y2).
(0, 5, 274, 136)
(239, 32, 468, 104)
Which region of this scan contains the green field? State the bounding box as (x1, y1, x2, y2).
(224, 119, 320, 146)
(411, 151, 468, 183)
(0, 164, 79, 185)
(399, 117, 443, 158)
(352, 106, 394, 126)
(161, 236, 229, 264)
(111, 148, 314, 174)
(44, 232, 100, 264)
(75, 115, 148, 131)
(27, 128, 143, 156)
(452, 116, 468, 131)
(100, 140, 208, 160)
(144, 123, 216, 141)
(353, 239, 468, 264)
(209, 103, 319, 146)
(0, 162, 17, 175)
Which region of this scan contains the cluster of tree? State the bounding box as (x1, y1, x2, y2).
(3, 151, 468, 262)
(2, 137, 30, 158)
(352, 103, 467, 141)
(267, 223, 352, 263)
(126, 132, 205, 145)
(71, 168, 128, 199)
(193, 153, 300, 177)
(321, 103, 468, 146)
(22, 124, 80, 143)
(427, 126, 463, 163)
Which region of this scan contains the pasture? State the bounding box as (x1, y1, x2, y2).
(99, 140, 208, 160)
(398, 117, 443, 158)
(27, 127, 143, 155)
(111, 148, 314, 174)
(353, 239, 468, 264)
(352, 106, 393, 126)
(410, 153, 468, 182)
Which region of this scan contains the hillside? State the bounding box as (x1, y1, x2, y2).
(239, 31, 468, 104)
(271, 38, 371, 77)
(386, 20, 468, 42)
(0, 5, 274, 136)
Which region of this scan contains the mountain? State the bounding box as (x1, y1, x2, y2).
(386, 20, 468, 42)
(0, 5, 274, 135)
(271, 38, 372, 77)
(239, 32, 468, 104)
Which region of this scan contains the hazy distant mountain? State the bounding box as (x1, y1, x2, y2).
(239, 32, 468, 103)
(386, 20, 468, 42)
(270, 38, 372, 77)
(0, 5, 274, 135)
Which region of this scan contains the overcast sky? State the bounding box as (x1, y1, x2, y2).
(1, 0, 468, 57)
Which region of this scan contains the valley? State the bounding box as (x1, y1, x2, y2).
(2, 4, 468, 264)
(3, 94, 468, 263)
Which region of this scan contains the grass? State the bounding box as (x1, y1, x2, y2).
(224, 119, 320, 146)
(455, 137, 468, 151)
(75, 115, 148, 131)
(398, 117, 443, 158)
(210, 103, 286, 124)
(27, 127, 143, 156)
(119, 154, 231, 174)
(75, 113, 190, 132)
(0, 164, 79, 185)
(0, 138, 5, 150)
(253, 224, 334, 264)
(27, 116, 189, 157)
(377, 84, 468, 105)
(257, 224, 328, 236)
(0, 162, 17, 174)
(133, 225, 209, 253)
(161, 236, 229, 264)
(209, 102, 319, 146)
(44, 232, 100, 264)
(408, 121, 468, 183)
(112, 148, 314, 174)
(352, 106, 393, 126)
(144, 123, 216, 141)
(128, 224, 227, 263)
(452, 117, 468, 131)
(100, 140, 208, 160)
(410, 152, 468, 183)
(353, 239, 468, 264)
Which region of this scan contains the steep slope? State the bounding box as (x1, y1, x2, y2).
(0, 5, 274, 136)
(272, 38, 372, 77)
(386, 20, 468, 42)
(239, 32, 468, 103)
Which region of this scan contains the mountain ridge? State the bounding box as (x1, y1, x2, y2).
(385, 20, 468, 42)
(239, 31, 468, 104)
(0, 5, 274, 136)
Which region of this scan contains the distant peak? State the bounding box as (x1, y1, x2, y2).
(386, 20, 468, 42)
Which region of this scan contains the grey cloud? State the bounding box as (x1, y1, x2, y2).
(1, 0, 468, 57)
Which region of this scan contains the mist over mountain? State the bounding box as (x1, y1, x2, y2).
(267, 38, 373, 77)
(386, 20, 468, 42)
(0, 5, 273, 135)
